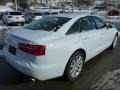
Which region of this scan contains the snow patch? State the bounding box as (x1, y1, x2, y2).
(92, 69, 120, 90)
(0, 26, 5, 30)
(103, 18, 120, 23)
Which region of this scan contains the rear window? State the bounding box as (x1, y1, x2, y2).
(10, 12, 22, 15)
(51, 12, 58, 15)
(33, 13, 42, 16)
(44, 12, 50, 15)
(23, 16, 71, 31)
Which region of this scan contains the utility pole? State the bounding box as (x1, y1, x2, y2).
(40, 0, 42, 3)
(15, 0, 18, 11)
(71, 0, 74, 13)
(50, 0, 52, 12)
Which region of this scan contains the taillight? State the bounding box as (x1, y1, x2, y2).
(8, 16, 12, 18)
(18, 43, 46, 56)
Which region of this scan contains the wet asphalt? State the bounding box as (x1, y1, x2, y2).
(0, 22, 120, 90)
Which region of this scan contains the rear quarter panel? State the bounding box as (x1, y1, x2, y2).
(35, 33, 87, 75)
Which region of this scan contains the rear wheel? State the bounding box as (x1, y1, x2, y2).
(6, 22, 10, 26)
(110, 35, 118, 49)
(64, 51, 84, 81)
(3, 20, 6, 24)
(5, 19, 11, 26)
(21, 22, 24, 26)
(29, 19, 32, 23)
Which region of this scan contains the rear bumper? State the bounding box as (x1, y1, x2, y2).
(3, 46, 62, 80)
(8, 21, 25, 24)
(7, 19, 25, 23)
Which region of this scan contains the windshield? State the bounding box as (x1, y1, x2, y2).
(23, 16, 71, 31)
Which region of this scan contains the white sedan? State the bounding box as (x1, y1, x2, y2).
(2, 11, 25, 25)
(3, 14, 119, 81)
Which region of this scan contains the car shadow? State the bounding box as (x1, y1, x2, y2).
(0, 57, 31, 86)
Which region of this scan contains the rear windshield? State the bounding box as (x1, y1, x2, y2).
(33, 13, 42, 16)
(23, 16, 71, 31)
(43, 12, 50, 15)
(10, 12, 22, 15)
(51, 12, 58, 15)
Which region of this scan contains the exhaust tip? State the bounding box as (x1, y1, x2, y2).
(29, 78, 36, 82)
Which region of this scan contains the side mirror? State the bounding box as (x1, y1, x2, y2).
(106, 23, 113, 28)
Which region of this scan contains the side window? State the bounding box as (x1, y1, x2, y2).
(86, 16, 95, 30)
(93, 16, 106, 29)
(66, 20, 80, 35)
(80, 18, 91, 31)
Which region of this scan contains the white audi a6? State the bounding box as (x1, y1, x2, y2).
(3, 14, 119, 81)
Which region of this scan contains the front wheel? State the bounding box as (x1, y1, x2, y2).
(110, 35, 118, 49)
(64, 51, 84, 81)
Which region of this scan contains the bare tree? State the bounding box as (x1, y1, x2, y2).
(0, 0, 6, 4)
(19, 0, 29, 11)
(76, 0, 94, 6)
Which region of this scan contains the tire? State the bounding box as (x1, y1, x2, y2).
(21, 22, 24, 26)
(6, 22, 10, 26)
(29, 19, 32, 23)
(64, 51, 84, 81)
(5, 19, 10, 26)
(3, 19, 7, 24)
(3, 20, 6, 24)
(3, 21, 5, 24)
(110, 35, 118, 49)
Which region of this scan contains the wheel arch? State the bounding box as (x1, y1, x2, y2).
(74, 49, 86, 61)
(63, 48, 86, 75)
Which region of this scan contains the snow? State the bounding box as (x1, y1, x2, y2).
(92, 69, 120, 90)
(93, 0, 104, 5)
(103, 16, 120, 22)
(0, 5, 13, 12)
(98, 15, 120, 23)
(103, 18, 120, 23)
(0, 26, 4, 30)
